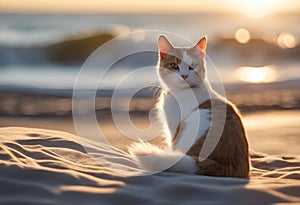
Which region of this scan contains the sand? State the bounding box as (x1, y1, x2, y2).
(0, 125, 300, 204)
(1, 110, 300, 155)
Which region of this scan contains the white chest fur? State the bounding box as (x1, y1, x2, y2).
(160, 85, 214, 150)
(174, 108, 211, 152)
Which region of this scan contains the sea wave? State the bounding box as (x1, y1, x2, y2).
(0, 28, 64, 47)
(0, 32, 115, 66)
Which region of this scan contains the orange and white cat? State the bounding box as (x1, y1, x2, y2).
(129, 35, 250, 178)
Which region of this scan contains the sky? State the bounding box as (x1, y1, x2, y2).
(1, 0, 300, 17)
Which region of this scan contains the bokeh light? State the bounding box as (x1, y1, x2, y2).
(277, 32, 298, 49)
(234, 28, 250, 44)
(235, 66, 277, 83)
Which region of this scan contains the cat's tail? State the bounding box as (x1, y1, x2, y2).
(128, 141, 198, 174)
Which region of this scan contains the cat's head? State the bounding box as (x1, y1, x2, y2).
(157, 35, 207, 91)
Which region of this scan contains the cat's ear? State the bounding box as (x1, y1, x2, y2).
(194, 36, 207, 58)
(158, 35, 173, 58)
(196, 36, 207, 51)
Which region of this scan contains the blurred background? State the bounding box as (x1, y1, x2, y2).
(0, 0, 299, 154)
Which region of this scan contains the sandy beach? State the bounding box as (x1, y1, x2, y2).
(0, 110, 299, 204)
(1, 6, 300, 204)
(1, 110, 299, 155)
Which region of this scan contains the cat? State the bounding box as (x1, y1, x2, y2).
(129, 35, 250, 178)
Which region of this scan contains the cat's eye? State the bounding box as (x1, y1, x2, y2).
(189, 64, 197, 70)
(170, 63, 179, 70)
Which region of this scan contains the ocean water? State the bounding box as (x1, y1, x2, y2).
(0, 13, 300, 92)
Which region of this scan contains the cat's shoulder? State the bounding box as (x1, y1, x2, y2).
(198, 97, 242, 119)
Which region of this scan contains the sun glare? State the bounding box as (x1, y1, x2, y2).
(234, 0, 281, 19)
(236, 66, 277, 83)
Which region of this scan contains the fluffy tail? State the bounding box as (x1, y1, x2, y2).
(128, 141, 198, 174)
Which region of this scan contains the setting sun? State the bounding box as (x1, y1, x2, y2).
(233, 0, 282, 18)
(236, 66, 277, 83)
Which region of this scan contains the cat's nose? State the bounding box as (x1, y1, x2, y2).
(181, 75, 188, 80)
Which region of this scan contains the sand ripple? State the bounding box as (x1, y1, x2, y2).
(0, 127, 299, 204)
